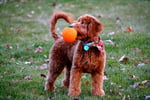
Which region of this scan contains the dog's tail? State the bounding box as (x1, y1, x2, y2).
(50, 11, 74, 40)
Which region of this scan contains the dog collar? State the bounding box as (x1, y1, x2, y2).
(83, 40, 104, 52)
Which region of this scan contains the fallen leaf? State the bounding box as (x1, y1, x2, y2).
(24, 75, 32, 80)
(134, 61, 139, 66)
(38, 64, 48, 70)
(40, 74, 46, 78)
(6, 44, 13, 49)
(27, 14, 32, 18)
(15, 62, 19, 65)
(116, 17, 121, 25)
(125, 26, 134, 32)
(120, 89, 124, 92)
(145, 95, 150, 99)
(84, 81, 90, 85)
(138, 86, 145, 89)
(128, 75, 137, 79)
(104, 40, 115, 45)
(134, 59, 149, 67)
(132, 80, 150, 88)
(137, 63, 145, 68)
(9, 79, 19, 85)
(34, 46, 43, 53)
(117, 92, 122, 96)
(110, 82, 116, 85)
(118, 55, 125, 61)
(45, 59, 49, 63)
(4, 71, 8, 74)
(103, 75, 109, 80)
(24, 61, 31, 65)
(141, 80, 148, 85)
(107, 32, 115, 37)
(119, 55, 129, 63)
(132, 82, 140, 88)
(109, 89, 114, 93)
(142, 59, 150, 64)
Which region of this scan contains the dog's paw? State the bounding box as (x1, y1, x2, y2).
(68, 92, 80, 97)
(44, 86, 55, 91)
(44, 83, 55, 91)
(62, 80, 69, 88)
(99, 89, 105, 96)
(68, 88, 81, 97)
(92, 89, 105, 96)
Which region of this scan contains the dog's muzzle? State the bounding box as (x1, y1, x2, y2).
(69, 23, 75, 28)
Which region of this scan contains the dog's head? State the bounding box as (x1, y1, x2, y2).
(70, 15, 103, 41)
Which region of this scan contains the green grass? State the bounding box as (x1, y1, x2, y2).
(0, 0, 150, 100)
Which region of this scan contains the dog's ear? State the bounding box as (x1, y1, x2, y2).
(88, 17, 103, 36)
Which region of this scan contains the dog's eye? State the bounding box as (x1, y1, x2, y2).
(81, 22, 84, 24)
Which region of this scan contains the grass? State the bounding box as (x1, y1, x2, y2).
(0, 0, 150, 100)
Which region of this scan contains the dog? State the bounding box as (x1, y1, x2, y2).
(45, 11, 106, 97)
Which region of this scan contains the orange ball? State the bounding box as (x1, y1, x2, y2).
(62, 27, 77, 42)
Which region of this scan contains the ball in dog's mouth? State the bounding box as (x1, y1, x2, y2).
(62, 27, 77, 42)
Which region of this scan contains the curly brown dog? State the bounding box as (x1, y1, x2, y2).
(45, 11, 106, 97)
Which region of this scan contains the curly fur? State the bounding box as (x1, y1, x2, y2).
(45, 11, 106, 97)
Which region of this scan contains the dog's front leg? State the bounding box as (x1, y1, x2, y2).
(91, 72, 105, 96)
(68, 68, 82, 97)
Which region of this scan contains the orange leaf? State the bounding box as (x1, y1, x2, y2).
(125, 26, 134, 32)
(84, 81, 90, 85)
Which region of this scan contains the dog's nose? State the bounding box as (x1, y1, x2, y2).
(69, 25, 73, 28)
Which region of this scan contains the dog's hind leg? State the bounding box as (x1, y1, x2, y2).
(45, 61, 65, 91)
(62, 66, 71, 88)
